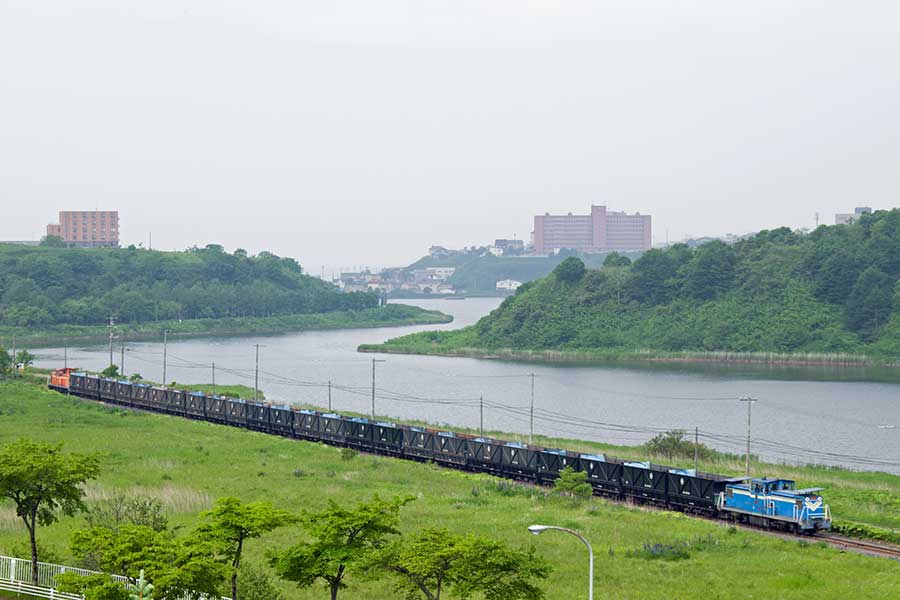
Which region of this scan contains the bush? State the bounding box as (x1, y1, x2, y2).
(56, 573, 129, 600)
(644, 430, 714, 461)
(236, 562, 285, 600)
(553, 466, 592, 500)
(85, 494, 168, 533)
(340, 447, 358, 461)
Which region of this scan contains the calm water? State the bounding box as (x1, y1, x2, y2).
(32, 298, 900, 473)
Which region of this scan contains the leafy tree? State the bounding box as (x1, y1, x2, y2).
(377, 528, 551, 600)
(39, 234, 67, 248)
(0, 439, 100, 584)
(101, 364, 120, 378)
(603, 252, 631, 268)
(196, 497, 297, 600)
(0, 346, 11, 374)
(553, 466, 592, 500)
(15, 349, 35, 369)
(271, 495, 414, 600)
(71, 524, 226, 599)
(846, 266, 894, 338)
(129, 373, 144, 382)
(681, 240, 736, 300)
(813, 251, 860, 304)
(627, 249, 678, 304)
(553, 257, 586, 284)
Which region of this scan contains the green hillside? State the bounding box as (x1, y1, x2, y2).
(369, 210, 900, 361)
(0, 243, 376, 327)
(399, 250, 642, 294)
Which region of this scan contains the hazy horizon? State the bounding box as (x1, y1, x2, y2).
(3, 1, 898, 273)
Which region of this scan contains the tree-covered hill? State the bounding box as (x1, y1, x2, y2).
(371, 210, 900, 360)
(0, 244, 376, 327)
(398, 250, 643, 294)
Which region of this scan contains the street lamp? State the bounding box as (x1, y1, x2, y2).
(528, 525, 594, 600)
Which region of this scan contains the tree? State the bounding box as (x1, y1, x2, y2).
(0, 439, 100, 584)
(39, 234, 67, 248)
(15, 349, 35, 369)
(71, 524, 226, 599)
(127, 569, 154, 600)
(682, 240, 736, 300)
(553, 257, 585, 284)
(627, 249, 678, 304)
(196, 497, 297, 600)
(553, 466, 592, 500)
(845, 266, 895, 338)
(101, 364, 120, 378)
(377, 528, 551, 600)
(0, 346, 11, 374)
(271, 495, 414, 600)
(603, 252, 631, 268)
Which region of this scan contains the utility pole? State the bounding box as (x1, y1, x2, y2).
(480, 396, 484, 438)
(694, 427, 699, 473)
(107, 316, 116, 368)
(371, 358, 385, 420)
(740, 397, 757, 480)
(328, 380, 332, 411)
(63, 346, 67, 370)
(529, 373, 536, 444)
(162, 330, 168, 386)
(120, 345, 125, 375)
(254, 344, 262, 403)
(211, 362, 216, 396)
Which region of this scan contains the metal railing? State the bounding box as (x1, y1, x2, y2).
(0, 579, 84, 600)
(0, 555, 128, 589)
(0, 555, 230, 600)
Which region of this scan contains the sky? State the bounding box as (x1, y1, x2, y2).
(2, 1, 898, 275)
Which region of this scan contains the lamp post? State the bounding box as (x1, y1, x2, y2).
(528, 525, 593, 600)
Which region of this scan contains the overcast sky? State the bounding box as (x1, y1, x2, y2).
(2, 1, 898, 274)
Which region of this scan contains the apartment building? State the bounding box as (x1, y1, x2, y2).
(533, 205, 651, 254)
(46, 210, 120, 247)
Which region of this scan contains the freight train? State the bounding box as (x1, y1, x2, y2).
(49, 368, 831, 533)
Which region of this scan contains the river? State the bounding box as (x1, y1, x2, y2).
(31, 298, 900, 473)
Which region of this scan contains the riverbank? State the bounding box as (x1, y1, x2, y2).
(359, 342, 900, 368)
(2, 378, 898, 599)
(0, 304, 452, 348)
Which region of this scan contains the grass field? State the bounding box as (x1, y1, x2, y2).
(1, 378, 899, 599)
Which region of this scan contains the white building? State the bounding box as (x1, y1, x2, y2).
(425, 267, 456, 281)
(835, 207, 872, 225)
(496, 279, 522, 291)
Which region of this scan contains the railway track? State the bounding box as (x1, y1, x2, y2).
(817, 534, 900, 561)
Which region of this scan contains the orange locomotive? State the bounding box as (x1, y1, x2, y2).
(49, 368, 75, 391)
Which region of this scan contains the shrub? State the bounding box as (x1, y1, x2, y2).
(237, 562, 285, 600)
(644, 430, 714, 461)
(553, 466, 592, 500)
(57, 573, 129, 600)
(340, 447, 359, 461)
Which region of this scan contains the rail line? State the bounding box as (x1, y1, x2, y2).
(817, 534, 900, 561)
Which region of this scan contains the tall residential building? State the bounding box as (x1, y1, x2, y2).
(46, 210, 120, 247)
(835, 207, 872, 225)
(533, 205, 651, 254)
